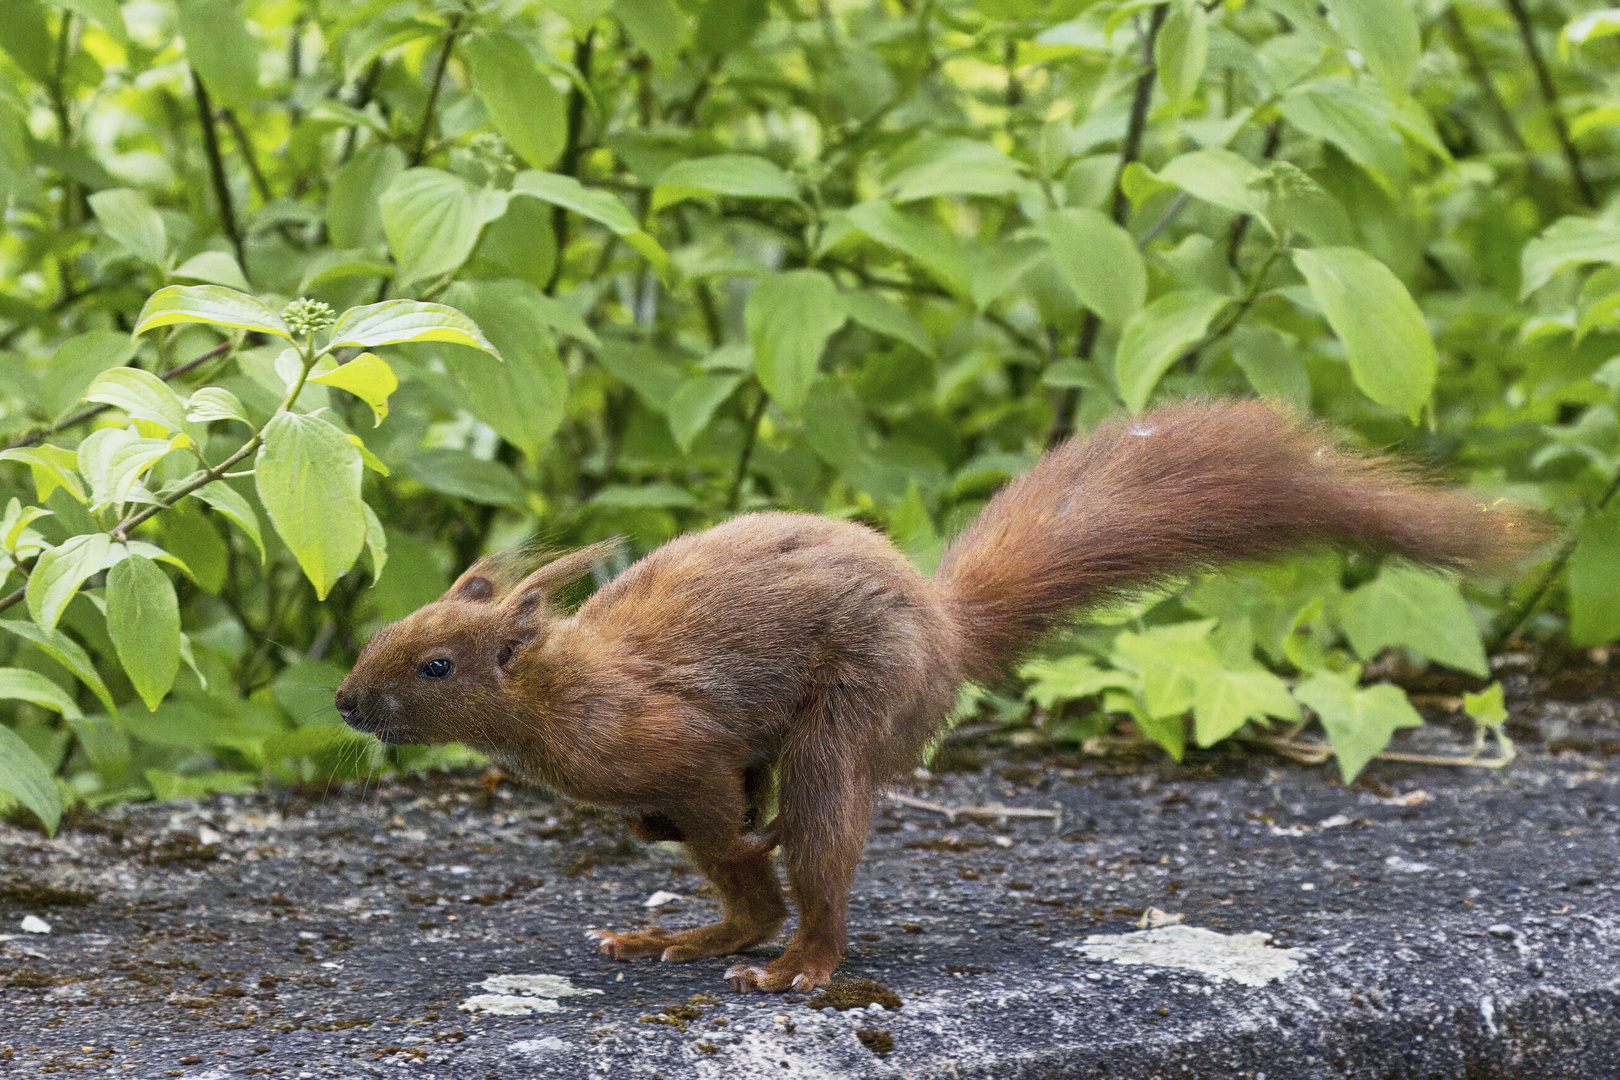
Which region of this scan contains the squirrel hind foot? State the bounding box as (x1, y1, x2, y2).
(723, 957, 835, 994)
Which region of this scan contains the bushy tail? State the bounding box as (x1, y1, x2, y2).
(934, 400, 1544, 682)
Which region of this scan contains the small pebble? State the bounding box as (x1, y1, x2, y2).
(20, 915, 50, 934)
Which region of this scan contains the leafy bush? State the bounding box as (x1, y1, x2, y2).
(1, 0, 1617, 832)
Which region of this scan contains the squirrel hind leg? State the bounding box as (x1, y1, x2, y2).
(729, 744, 875, 994)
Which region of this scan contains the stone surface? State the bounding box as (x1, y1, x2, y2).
(2, 740, 1617, 1079)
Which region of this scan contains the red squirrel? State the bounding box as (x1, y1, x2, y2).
(334, 400, 1537, 993)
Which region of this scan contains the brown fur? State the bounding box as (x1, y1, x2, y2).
(335, 400, 1540, 993)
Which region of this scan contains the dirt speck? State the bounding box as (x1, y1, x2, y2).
(805, 978, 901, 1012)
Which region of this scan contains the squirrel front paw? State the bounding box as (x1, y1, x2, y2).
(724, 958, 834, 994)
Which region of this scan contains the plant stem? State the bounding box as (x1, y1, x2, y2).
(1501, 0, 1596, 207)
(547, 29, 596, 296)
(727, 384, 769, 511)
(410, 12, 463, 166)
(1488, 466, 1620, 651)
(192, 71, 249, 282)
(223, 108, 274, 204)
(1048, 2, 1168, 447)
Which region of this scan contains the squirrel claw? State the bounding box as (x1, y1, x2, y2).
(725, 964, 768, 993)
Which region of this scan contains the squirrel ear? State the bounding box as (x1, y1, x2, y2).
(497, 537, 622, 632)
(445, 573, 496, 602)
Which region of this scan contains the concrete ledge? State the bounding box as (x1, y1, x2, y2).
(2, 750, 1616, 1078)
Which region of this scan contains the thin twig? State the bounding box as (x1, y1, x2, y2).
(222, 108, 274, 204)
(889, 793, 1064, 835)
(4, 341, 232, 450)
(547, 29, 596, 296)
(1225, 120, 1281, 268)
(410, 12, 463, 166)
(726, 385, 769, 511)
(1049, 3, 1169, 447)
(1489, 465, 1620, 650)
(1441, 8, 1528, 154)
(1502, 0, 1596, 207)
(192, 71, 249, 282)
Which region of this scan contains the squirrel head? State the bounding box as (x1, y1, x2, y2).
(334, 540, 617, 745)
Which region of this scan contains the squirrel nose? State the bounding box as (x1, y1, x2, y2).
(334, 689, 357, 722)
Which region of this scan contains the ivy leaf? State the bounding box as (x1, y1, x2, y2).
(1294, 670, 1422, 782)
(0, 718, 62, 835)
(747, 270, 847, 414)
(1044, 207, 1147, 327)
(106, 554, 181, 711)
(1192, 666, 1299, 747)
(461, 30, 567, 170)
(132, 285, 291, 340)
(1339, 564, 1488, 676)
(255, 413, 366, 600)
(326, 300, 500, 358)
(26, 533, 112, 633)
(1292, 246, 1437, 420)
(1114, 290, 1229, 412)
(309, 352, 398, 425)
(87, 188, 167, 267)
(652, 154, 800, 211)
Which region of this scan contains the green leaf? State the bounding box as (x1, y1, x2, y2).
(882, 138, 1029, 203)
(51, 0, 127, 41)
(361, 502, 387, 582)
(1114, 290, 1229, 412)
(192, 480, 265, 565)
(85, 368, 189, 433)
(461, 30, 567, 170)
(667, 372, 744, 452)
(747, 270, 847, 414)
(1568, 503, 1620, 647)
(1519, 216, 1620, 299)
(0, 720, 61, 835)
(404, 449, 526, 507)
(326, 144, 407, 249)
(255, 413, 366, 600)
(511, 170, 670, 275)
(27, 533, 112, 633)
(1324, 0, 1419, 93)
(326, 300, 500, 357)
(0, 619, 117, 714)
(1563, 9, 1620, 51)
(0, 665, 81, 721)
(176, 0, 261, 108)
(1156, 148, 1271, 225)
(87, 188, 167, 267)
(844, 200, 972, 296)
(44, 331, 138, 419)
(1292, 246, 1437, 420)
(172, 251, 250, 290)
(106, 554, 181, 711)
(1339, 564, 1488, 676)
(588, 481, 699, 510)
(1019, 654, 1136, 710)
(434, 280, 568, 461)
(0, 445, 86, 503)
(843, 290, 935, 356)
(1044, 207, 1147, 327)
(132, 285, 291, 339)
(186, 387, 250, 425)
(378, 168, 510, 285)
(652, 154, 800, 211)
(1463, 682, 1508, 729)
(1155, 0, 1209, 102)
(1279, 78, 1407, 194)
(1193, 665, 1299, 747)
(1294, 670, 1422, 782)
(75, 427, 176, 510)
(309, 351, 397, 425)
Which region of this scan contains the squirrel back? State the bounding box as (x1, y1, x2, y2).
(936, 399, 1541, 682)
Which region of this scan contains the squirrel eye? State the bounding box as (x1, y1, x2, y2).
(419, 658, 453, 679)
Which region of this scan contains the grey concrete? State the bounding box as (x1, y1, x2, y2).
(2, 736, 1617, 1079)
